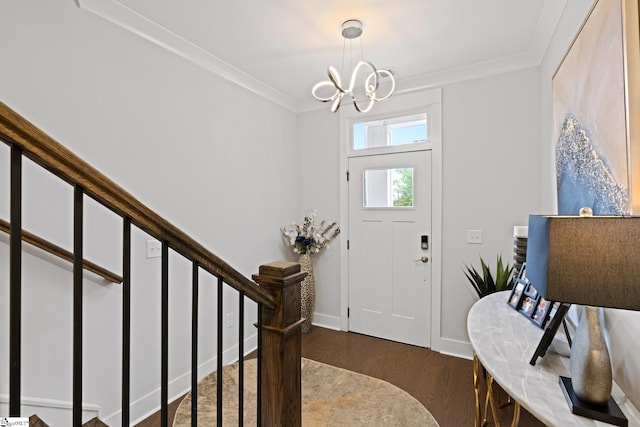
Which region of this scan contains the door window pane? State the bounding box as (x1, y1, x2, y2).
(354, 113, 427, 150)
(363, 167, 414, 207)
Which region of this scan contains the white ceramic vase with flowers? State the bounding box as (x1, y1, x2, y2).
(281, 210, 340, 332)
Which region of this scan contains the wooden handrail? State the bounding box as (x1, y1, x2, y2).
(0, 217, 123, 284)
(0, 101, 276, 310)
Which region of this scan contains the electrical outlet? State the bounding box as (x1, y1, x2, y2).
(225, 313, 234, 328)
(466, 229, 482, 244)
(146, 240, 162, 258)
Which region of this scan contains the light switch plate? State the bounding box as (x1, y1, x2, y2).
(467, 229, 482, 244)
(146, 240, 162, 258)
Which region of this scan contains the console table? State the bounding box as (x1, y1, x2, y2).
(468, 291, 640, 426)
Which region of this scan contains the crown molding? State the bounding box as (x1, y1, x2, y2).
(299, 0, 567, 114)
(298, 51, 540, 114)
(530, 0, 569, 60)
(78, 0, 565, 115)
(77, 0, 299, 112)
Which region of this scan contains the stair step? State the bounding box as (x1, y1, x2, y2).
(82, 417, 109, 427)
(29, 415, 49, 427)
(26, 415, 108, 427)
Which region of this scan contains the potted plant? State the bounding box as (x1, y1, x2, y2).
(463, 255, 514, 299)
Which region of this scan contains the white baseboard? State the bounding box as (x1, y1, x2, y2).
(0, 394, 100, 426)
(109, 331, 258, 427)
(436, 337, 473, 360)
(311, 312, 341, 331)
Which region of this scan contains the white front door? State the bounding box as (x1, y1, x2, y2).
(348, 150, 431, 347)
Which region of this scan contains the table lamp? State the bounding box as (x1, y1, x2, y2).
(526, 212, 640, 426)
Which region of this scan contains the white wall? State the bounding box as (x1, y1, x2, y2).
(295, 110, 342, 328)
(540, 0, 640, 411)
(439, 67, 541, 353)
(0, 1, 298, 425)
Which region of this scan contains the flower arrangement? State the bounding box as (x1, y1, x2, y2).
(281, 210, 340, 255)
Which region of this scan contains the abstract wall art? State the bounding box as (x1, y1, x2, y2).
(552, 0, 640, 215)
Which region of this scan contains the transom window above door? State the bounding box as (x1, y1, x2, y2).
(353, 113, 427, 151)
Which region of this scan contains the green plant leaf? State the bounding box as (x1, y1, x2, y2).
(463, 254, 514, 298)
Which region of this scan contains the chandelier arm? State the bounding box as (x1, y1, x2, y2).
(367, 69, 396, 102)
(331, 94, 344, 113)
(311, 81, 340, 102)
(347, 61, 376, 93)
(352, 92, 375, 113)
(328, 66, 345, 92)
(362, 61, 380, 93)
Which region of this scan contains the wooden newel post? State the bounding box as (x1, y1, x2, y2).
(252, 261, 307, 427)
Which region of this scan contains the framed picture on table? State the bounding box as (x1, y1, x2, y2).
(519, 293, 538, 319)
(507, 263, 529, 309)
(508, 262, 555, 328)
(531, 297, 554, 328)
(507, 280, 525, 309)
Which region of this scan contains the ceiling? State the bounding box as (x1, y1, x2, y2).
(78, 0, 567, 112)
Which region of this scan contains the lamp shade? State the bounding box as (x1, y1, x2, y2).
(526, 215, 640, 310)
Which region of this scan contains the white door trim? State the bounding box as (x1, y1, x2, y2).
(338, 88, 444, 352)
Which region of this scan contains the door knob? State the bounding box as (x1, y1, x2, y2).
(414, 256, 429, 263)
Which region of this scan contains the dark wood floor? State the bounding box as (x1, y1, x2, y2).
(135, 326, 544, 426)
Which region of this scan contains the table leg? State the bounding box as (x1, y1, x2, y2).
(483, 378, 491, 426)
(486, 373, 502, 427)
(473, 352, 482, 427)
(510, 402, 521, 427)
(474, 353, 519, 427)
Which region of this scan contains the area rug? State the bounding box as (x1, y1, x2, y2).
(172, 358, 439, 426)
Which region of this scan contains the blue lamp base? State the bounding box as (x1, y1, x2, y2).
(560, 376, 627, 426)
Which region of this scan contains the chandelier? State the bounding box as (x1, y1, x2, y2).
(312, 19, 395, 113)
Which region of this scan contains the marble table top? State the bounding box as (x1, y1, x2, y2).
(467, 291, 640, 426)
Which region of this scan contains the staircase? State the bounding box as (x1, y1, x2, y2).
(29, 415, 107, 427)
(1, 101, 306, 427)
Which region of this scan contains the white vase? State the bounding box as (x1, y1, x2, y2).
(298, 253, 315, 333)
